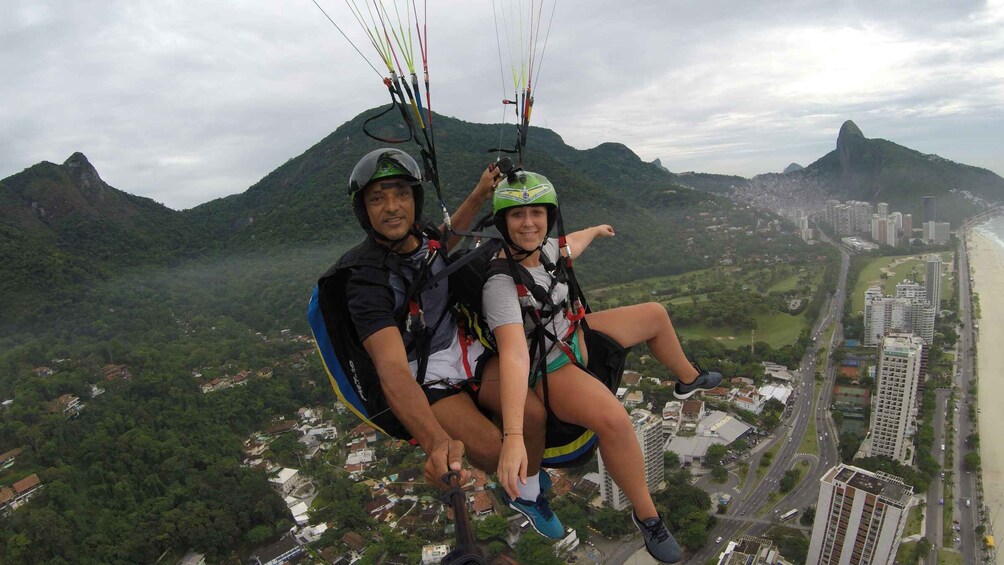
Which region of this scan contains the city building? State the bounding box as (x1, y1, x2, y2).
(807, 464, 914, 565)
(716, 534, 795, 564)
(902, 214, 912, 241)
(923, 221, 951, 245)
(863, 285, 935, 346)
(867, 334, 924, 464)
(923, 195, 936, 224)
(599, 409, 663, 510)
(925, 255, 943, 315)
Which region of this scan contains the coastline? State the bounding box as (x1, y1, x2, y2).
(969, 229, 1004, 550)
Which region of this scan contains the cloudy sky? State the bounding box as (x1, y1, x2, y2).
(3, 1, 1002, 210)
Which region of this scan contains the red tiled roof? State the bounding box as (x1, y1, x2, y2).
(13, 473, 40, 494)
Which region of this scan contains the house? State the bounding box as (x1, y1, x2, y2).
(12, 473, 42, 505)
(177, 551, 206, 565)
(350, 423, 379, 443)
(232, 370, 250, 386)
(621, 370, 643, 386)
(0, 448, 23, 468)
(733, 386, 765, 414)
(623, 390, 644, 408)
(264, 420, 298, 436)
(472, 491, 494, 516)
(681, 400, 705, 423)
(0, 487, 14, 509)
(102, 364, 132, 381)
(49, 394, 82, 417)
(269, 468, 299, 495)
(571, 474, 601, 499)
(33, 367, 53, 377)
(249, 533, 302, 565)
(422, 544, 451, 564)
(342, 531, 367, 552)
(365, 495, 394, 516)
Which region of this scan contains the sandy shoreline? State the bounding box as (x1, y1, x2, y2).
(969, 230, 1004, 553)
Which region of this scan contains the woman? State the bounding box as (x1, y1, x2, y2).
(481, 170, 722, 563)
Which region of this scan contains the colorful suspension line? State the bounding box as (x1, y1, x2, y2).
(490, 0, 558, 168)
(311, 0, 450, 231)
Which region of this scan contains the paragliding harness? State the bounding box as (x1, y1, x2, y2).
(308, 223, 494, 441)
(488, 213, 629, 468)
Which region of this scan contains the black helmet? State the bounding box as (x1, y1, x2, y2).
(348, 148, 425, 232)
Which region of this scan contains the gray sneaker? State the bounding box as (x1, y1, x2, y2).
(632, 511, 681, 563)
(674, 365, 723, 400)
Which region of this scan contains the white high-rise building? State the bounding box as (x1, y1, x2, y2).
(867, 334, 924, 464)
(926, 255, 943, 316)
(807, 464, 914, 565)
(876, 202, 889, 217)
(863, 284, 935, 346)
(599, 409, 664, 510)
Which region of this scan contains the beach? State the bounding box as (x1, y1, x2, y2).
(969, 228, 1004, 554)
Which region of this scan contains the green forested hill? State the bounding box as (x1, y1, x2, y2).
(788, 120, 1004, 223)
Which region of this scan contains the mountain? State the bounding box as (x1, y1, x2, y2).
(788, 120, 1004, 223)
(0, 153, 193, 322)
(4, 107, 784, 332)
(783, 163, 804, 174)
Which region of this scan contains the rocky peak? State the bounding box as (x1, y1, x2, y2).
(783, 163, 804, 174)
(836, 120, 866, 179)
(63, 152, 110, 201)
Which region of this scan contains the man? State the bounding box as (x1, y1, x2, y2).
(313, 149, 560, 539)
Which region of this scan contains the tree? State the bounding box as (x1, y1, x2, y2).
(964, 451, 981, 471)
(799, 505, 815, 526)
(475, 514, 509, 543)
(779, 469, 799, 493)
(515, 532, 562, 565)
(710, 465, 728, 483)
(705, 444, 728, 467)
(664, 451, 681, 470)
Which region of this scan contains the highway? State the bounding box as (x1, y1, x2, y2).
(686, 245, 850, 563)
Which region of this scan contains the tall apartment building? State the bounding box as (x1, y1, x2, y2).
(717, 535, 793, 565)
(923, 195, 936, 224)
(925, 255, 943, 315)
(863, 285, 935, 346)
(599, 409, 664, 510)
(924, 221, 951, 245)
(867, 334, 924, 464)
(876, 202, 888, 217)
(807, 464, 914, 565)
(902, 214, 912, 240)
(825, 200, 872, 235)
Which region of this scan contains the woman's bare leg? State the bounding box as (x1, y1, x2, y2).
(586, 302, 700, 383)
(536, 362, 658, 519)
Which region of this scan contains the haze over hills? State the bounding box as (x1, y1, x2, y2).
(3, 110, 1002, 329)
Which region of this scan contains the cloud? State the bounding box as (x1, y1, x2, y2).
(1, 0, 1001, 208)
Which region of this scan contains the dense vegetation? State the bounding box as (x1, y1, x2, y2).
(0, 107, 835, 562)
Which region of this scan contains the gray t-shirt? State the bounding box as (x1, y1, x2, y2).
(483, 239, 571, 366)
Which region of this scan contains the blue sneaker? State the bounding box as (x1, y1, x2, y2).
(632, 511, 681, 563)
(539, 469, 552, 493)
(503, 490, 564, 539)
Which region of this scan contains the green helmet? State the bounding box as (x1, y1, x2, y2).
(492, 170, 559, 246)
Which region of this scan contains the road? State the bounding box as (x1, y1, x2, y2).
(925, 388, 949, 561)
(952, 230, 982, 564)
(686, 246, 850, 563)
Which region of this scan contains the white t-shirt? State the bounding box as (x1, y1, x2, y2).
(482, 239, 571, 367)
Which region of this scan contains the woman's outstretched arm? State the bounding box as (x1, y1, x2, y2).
(564, 224, 615, 260)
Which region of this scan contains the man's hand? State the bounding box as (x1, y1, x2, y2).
(425, 437, 471, 488)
